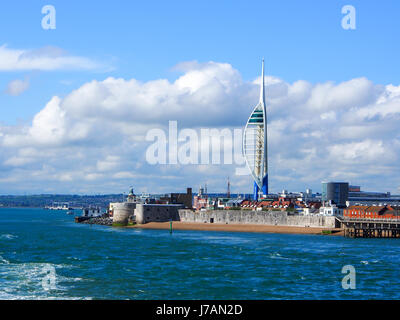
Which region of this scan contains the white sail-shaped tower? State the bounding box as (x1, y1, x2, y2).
(243, 59, 268, 200)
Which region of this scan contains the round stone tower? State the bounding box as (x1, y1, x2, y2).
(112, 202, 136, 226)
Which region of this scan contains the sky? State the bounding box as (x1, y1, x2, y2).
(0, 0, 399, 195)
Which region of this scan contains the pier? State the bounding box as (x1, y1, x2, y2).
(340, 217, 400, 238)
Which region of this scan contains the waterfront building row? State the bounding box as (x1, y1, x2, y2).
(343, 205, 400, 220)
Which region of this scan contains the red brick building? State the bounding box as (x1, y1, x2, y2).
(343, 205, 400, 220)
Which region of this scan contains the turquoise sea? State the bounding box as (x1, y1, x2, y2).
(0, 208, 399, 300)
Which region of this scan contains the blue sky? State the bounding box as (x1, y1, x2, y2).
(0, 0, 399, 194)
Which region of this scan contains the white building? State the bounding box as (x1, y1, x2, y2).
(319, 205, 342, 216)
(82, 207, 104, 218)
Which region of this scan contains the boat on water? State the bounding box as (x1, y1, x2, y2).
(44, 202, 72, 211)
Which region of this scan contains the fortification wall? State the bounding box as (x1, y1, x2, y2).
(178, 210, 337, 228)
(135, 204, 184, 224)
(113, 204, 337, 228)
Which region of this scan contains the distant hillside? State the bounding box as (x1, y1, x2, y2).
(0, 194, 125, 208)
(0, 193, 252, 208)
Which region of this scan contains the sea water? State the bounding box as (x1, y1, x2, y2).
(0, 208, 399, 300)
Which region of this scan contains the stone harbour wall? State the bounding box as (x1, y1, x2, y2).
(178, 210, 338, 228)
(80, 216, 113, 226)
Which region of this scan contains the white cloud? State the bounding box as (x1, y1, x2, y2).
(5, 78, 30, 96)
(84, 173, 104, 181)
(0, 61, 399, 194)
(307, 78, 379, 111)
(113, 171, 136, 179)
(328, 140, 391, 163)
(97, 156, 121, 172)
(320, 111, 336, 121)
(3, 156, 34, 166)
(0, 45, 102, 71)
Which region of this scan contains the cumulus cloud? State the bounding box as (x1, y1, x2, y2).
(328, 140, 394, 163)
(0, 61, 399, 194)
(0, 45, 102, 71)
(5, 78, 30, 96)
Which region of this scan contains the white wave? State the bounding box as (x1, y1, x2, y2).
(0, 261, 85, 300)
(0, 234, 18, 240)
(0, 292, 92, 300)
(0, 255, 10, 264)
(66, 256, 82, 261)
(270, 252, 291, 260)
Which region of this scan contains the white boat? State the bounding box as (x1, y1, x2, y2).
(45, 202, 72, 210)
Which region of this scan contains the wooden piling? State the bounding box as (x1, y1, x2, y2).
(342, 218, 400, 238)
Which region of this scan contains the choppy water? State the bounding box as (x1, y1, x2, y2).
(0, 208, 400, 300)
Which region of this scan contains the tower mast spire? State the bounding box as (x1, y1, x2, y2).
(259, 58, 265, 105)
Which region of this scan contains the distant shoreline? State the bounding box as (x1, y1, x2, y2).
(0, 206, 39, 209)
(128, 221, 344, 236)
